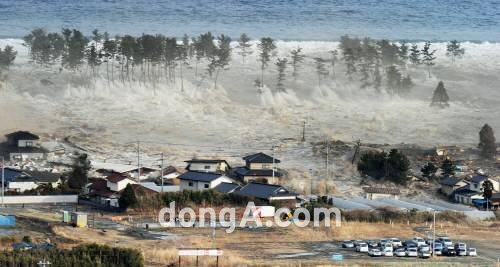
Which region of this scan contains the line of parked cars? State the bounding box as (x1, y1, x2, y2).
(341, 236, 477, 258)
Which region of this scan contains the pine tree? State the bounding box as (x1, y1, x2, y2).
(314, 57, 329, 87)
(446, 40, 465, 63)
(421, 162, 438, 179)
(430, 81, 450, 108)
(0, 45, 17, 69)
(257, 37, 276, 91)
(119, 184, 138, 210)
(342, 48, 356, 80)
(478, 124, 496, 159)
(398, 41, 409, 67)
(373, 62, 382, 92)
(441, 158, 455, 176)
(68, 153, 91, 190)
(209, 34, 231, 89)
(290, 47, 305, 79)
(236, 33, 252, 64)
(358, 57, 371, 89)
(400, 74, 414, 94)
(421, 41, 436, 78)
(275, 58, 287, 92)
(385, 65, 402, 95)
(409, 43, 420, 65)
(329, 50, 338, 78)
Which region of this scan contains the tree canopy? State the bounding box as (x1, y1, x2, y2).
(357, 149, 410, 184)
(478, 124, 496, 159)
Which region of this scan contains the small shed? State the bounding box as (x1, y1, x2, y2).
(363, 187, 401, 200)
(61, 211, 70, 223)
(71, 212, 87, 227)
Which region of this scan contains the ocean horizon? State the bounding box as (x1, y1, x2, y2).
(0, 0, 499, 41)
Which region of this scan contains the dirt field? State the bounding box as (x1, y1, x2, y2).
(49, 220, 499, 266)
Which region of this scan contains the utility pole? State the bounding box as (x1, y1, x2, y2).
(272, 145, 276, 183)
(351, 139, 361, 165)
(325, 138, 329, 180)
(1, 156, 4, 208)
(137, 141, 141, 182)
(160, 152, 164, 193)
(432, 210, 436, 258)
(301, 121, 306, 142)
(309, 168, 313, 195)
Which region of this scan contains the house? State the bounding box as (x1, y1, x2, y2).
(363, 187, 400, 200)
(5, 131, 40, 147)
(7, 170, 62, 193)
(468, 175, 499, 192)
(184, 159, 230, 174)
(92, 162, 158, 180)
(489, 193, 500, 210)
(213, 182, 241, 194)
(236, 182, 297, 203)
(106, 173, 137, 192)
(439, 177, 468, 196)
(453, 186, 483, 205)
(1, 131, 47, 161)
(87, 175, 156, 208)
(178, 171, 234, 191)
(234, 152, 282, 184)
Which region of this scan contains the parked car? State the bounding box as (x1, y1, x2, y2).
(406, 242, 417, 249)
(368, 248, 382, 257)
(367, 240, 379, 248)
(437, 237, 453, 248)
(467, 248, 477, 256)
(454, 242, 466, 251)
(456, 249, 467, 256)
(419, 250, 431, 258)
(383, 248, 393, 257)
(433, 242, 444, 251)
(406, 248, 418, 257)
(395, 248, 406, 257)
(341, 240, 355, 248)
(433, 247, 442, 256)
(419, 245, 430, 252)
(412, 237, 426, 247)
(356, 243, 369, 253)
(389, 238, 402, 247)
(379, 239, 388, 246)
(442, 248, 456, 256)
(353, 240, 364, 247)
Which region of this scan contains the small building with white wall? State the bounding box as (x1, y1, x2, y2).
(363, 186, 400, 200)
(178, 171, 234, 191)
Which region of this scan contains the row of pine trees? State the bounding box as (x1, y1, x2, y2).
(2, 28, 466, 98)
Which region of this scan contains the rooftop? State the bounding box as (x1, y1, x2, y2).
(5, 131, 39, 141)
(470, 175, 488, 183)
(106, 173, 131, 183)
(440, 177, 466, 186)
(235, 167, 282, 177)
(178, 171, 226, 182)
(213, 182, 240, 194)
(243, 152, 280, 164)
(15, 170, 62, 183)
(236, 182, 295, 199)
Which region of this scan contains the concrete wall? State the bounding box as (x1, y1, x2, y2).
(0, 195, 78, 204)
